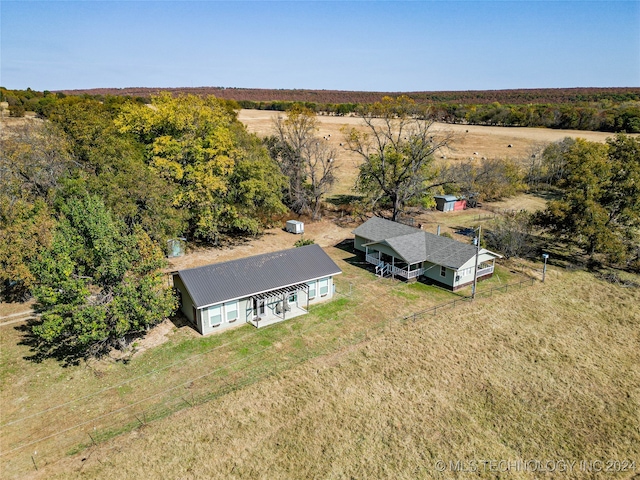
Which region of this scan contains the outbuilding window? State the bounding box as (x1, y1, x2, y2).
(440, 266, 447, 277)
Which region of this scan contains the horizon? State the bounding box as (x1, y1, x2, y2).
(1, 1, 639, 92)
(53, 86, 640, 94)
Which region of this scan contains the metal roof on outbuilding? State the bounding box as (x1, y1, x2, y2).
(175, 244, 342, 308)
(433, 194, 459, 202)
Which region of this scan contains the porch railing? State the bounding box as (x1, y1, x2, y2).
(476, 265, 494, 277)
(392, 265, 423, 279)
(365, 254, 380, 265)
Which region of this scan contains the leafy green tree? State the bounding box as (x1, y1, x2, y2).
(47, 97, 184, 240)
(0, 121, 71, 300)
(0, 199, 54, 300)
(343, 96, 452, 221)
(539, 137, 576, 185)
(117, 93, 286, 241)
(442, 157, 526, 201)
(538, 135, 640, 266)
(30, 195, 176, 362)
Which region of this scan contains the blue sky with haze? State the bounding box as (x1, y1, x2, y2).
(1, 1, 638, 91)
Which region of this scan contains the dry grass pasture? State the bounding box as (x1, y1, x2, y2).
(12, 267, 640, 480)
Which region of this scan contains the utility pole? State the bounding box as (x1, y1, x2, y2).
(472, 226, 481, 299)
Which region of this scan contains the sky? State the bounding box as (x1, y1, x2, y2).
(1, 1, 639, 92)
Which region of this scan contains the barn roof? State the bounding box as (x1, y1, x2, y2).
(175, 244, 342, 308)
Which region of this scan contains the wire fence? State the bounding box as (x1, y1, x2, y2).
(1, 275, 537, 477)
(400, 277, 536, 323)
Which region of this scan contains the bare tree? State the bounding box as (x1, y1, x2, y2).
(270, 106, 337, 220)
(342, 96, 452, 221)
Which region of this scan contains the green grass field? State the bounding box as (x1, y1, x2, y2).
(1, 248, 639, 479)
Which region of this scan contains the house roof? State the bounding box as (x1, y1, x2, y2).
(175, 244, 342, 308)
(357, 217, 501, 269)
(352, 216, 418, 242)
(434, 194, 459, 202)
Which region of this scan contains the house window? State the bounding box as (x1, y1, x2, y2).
(226, 301, 238, 322)
(319, 278, 329, 296)
(440, 266, 447, 277)
(209, 305, 222, 327)
(308, 281, 316, 300)
(288, 292, 297, 303)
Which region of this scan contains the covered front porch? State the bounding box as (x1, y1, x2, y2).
(364, 246, 424, 280)
(476, 261, 495, 278)
(247, 283, 309, 328)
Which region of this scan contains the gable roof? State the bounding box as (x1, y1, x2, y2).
(356, 216, 501, 269)
(175, 244, 342, 308)
(352, 216, 418, 241)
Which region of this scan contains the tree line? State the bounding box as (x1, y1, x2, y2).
(4, 87, 639, 133)
(237, 100, 640, 133)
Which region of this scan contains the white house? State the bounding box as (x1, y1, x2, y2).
(173, 244, 342, 335)
(353, 217, 501, 291)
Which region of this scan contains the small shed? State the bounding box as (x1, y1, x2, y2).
(167, 237, 187, 258)
(434, 195, 467, 212)
(285, 220, 304, 234)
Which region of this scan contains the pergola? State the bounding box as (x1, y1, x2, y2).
(249, 282, 310, 327)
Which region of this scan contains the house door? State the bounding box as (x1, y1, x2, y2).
(253, 298, 265, 317)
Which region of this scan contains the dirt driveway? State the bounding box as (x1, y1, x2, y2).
(167, 218, 353, 271)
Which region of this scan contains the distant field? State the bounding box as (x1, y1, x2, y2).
(238, 109, 619, 197)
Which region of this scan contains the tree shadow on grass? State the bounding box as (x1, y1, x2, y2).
(168, 311, 199, 334)
(325, 194, 363, 207)
(16, 317, 85, 366)
(334, 238, 375, 272)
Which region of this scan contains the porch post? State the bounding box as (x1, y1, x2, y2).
(282, 291, 286, 321)
(365, 245, 369, 258)
(306, 286, 310, 310)
(392, 256, 395, 279)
